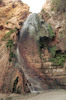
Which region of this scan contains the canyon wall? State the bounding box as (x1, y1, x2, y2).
(40, 0, 66, 88)
(0, 0, 29, 93)
(0, 0, 66, 94)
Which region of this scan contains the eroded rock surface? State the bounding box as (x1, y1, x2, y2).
(42, 0, 66, 52)
(18, 13, 64, 92)
(0, 0, 29, 93)
(40, 0, 66, 89)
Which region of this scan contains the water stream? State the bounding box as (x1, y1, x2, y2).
(17, 47, 48, 93)
(17, 13, 51, 93)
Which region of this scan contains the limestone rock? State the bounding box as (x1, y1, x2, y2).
(42, 0, 66, 52)
(18, 13, 65, 91)
(0, 0, 29, 93)
(20, 13, 52, 70)
(0, 0, 29, 40)
(40, 0, 66, 89)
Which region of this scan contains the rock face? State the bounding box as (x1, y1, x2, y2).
(18, 2, 66, 92)
(42, 0, 66, 52)
(0, 0, 66, 94)
(19, 13, 51, 71)
(18, 13, 66, 92)
(40, 0, 66, 89)
(20, 13, 50, 40)
(42, 0, 52, 13)
(0, 0, 29, 93)
(18, 14, 50, 92)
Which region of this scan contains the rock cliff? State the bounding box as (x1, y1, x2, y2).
(42, 0, 66, 52)
(18, 10, 66, 91)
(40, 0, 66, 88)
(0, 0, 66, 94)
(0, 0, 29, 93)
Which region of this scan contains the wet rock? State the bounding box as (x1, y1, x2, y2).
(18, 13, 58, 92)
(20, 13, 51, 41)
(19, 13, 51, 70)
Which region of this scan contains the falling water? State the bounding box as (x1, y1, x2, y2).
(17, 13, 50, 93)
(17, 47, 45, 93)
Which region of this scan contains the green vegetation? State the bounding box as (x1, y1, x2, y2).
(2, 28, 17, 62)
(49, 53, 66, 66)
(49, 46, 56, 57)
(0, 0, 2, 3)
(49, 45, 66, 66)
(48, 24, 55, 37)
(9, 52, 16, 62)
(2, 28, 17, 41)
(51, 0, 66, 13)
(6, 39, 15, 51)
(6, 21, 9, 25)
(6, 39, 15, 62)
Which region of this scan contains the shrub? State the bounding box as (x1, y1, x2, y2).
(49, 46, 66, 66)
(49, 46, 56, 57)
(6, 39, 15, 62)
(9, 52, 15, 62)
(2, 28, 17, 41)
(48, 24, 55, 37)
(6, 39, 15, 51)
(49, 53, 66, 66)
(6, 22, 9, 25)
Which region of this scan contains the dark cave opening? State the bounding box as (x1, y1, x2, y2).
(56, 50, 62, 55)
(39, 36, 50, 51)
(12, 77, 19, 93)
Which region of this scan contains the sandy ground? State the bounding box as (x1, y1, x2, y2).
(0, 89, 66, 100)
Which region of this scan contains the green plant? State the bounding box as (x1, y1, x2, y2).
(49, 53, 66, 66)
(2, 28, 17, 41)
(6, 21, 9, 25)
(2, 28, 17, 62)
(6, 39, 15, 62)
(48, 24, 55, 37)
(49, 46, 56, 57)
(6, 39, 15, 51)
(9, 52, 15, 62)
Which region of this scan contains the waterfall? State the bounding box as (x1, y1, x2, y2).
(17, 47, 44, 93)
(17, 13, 50, 93)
